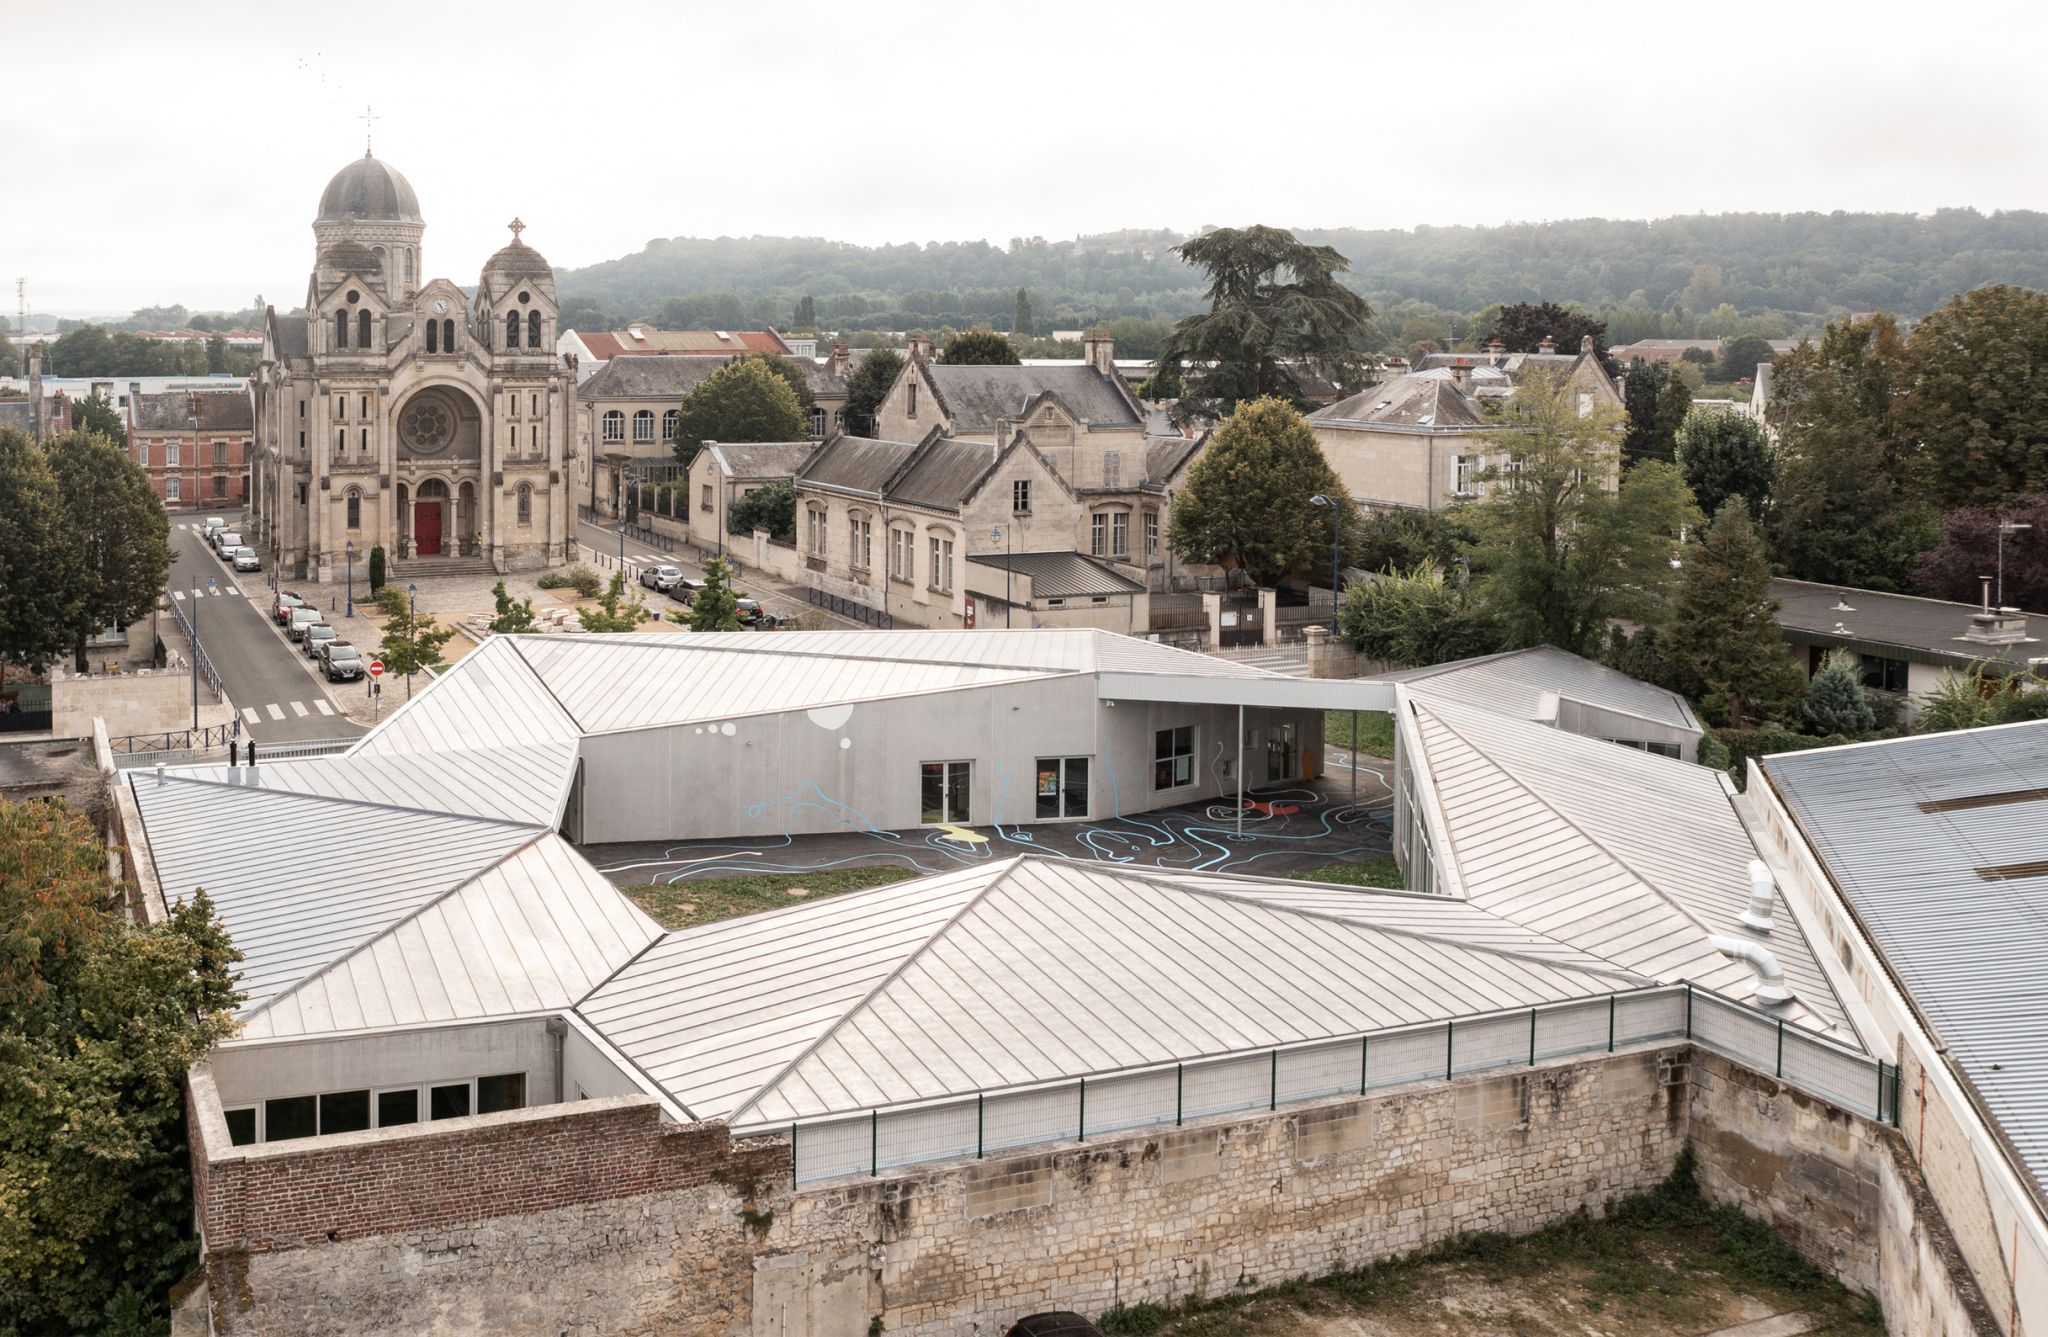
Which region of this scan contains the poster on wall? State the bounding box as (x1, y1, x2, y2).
(964, 597, 976, 629)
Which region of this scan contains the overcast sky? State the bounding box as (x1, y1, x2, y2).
(7, 0, 2048, 316)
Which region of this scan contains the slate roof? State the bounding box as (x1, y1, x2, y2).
(1309, 368, 1503, 430)
(1762, 722, 2048, 1198)
(271, 315, 309, 360)
(1144, 432, 1205, 486)
(888, 437, 1001, 511)
(797, 434, 915, 495)
(925, 364, 1141, 432)
(575, 356, 731, 400)
(130, 390, 254, 434)
(968, 551, 1146, 598)
(704, 441, 817, 480)
(1770, 579, 2042, 671)
(316, 154, 421, 223)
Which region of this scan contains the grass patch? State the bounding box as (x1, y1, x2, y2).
(1098, 1149, 1882, 1335)
(1324, 709, 1394, 758)
(1287, 856, 1404, 889)
(625, 866, 917, 930)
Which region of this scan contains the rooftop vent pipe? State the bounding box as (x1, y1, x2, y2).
(1740, 859, 1775, 934)
(1709, 934, 1793, 1005)
(155, 762, 165, 786)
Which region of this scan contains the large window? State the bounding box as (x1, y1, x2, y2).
(517, 483, 533, 525)
(661, 409, 680, 442)
(1036, 757, 1090, 819)
(213, 474, 227, 499)
(1111, 512, 1129, 559)
(222, 1072, 527, 1146)
(527, 310, 542, 348)
(1013, 479, 1031, 514)
(928, 535, 954, 592)
(166, 441, 180, 469)
(358, 310, 371, 347)
(1154, 725, 1194, 790)
(809, 406, 826, 437)
(807, 506, 827, 555)
(849, 514, 872, 570)
(920, 760, 970, 825)
(601, 410, 624, 443)
(506, 311, 521, 347)
(165, 477, 180, 501)
(889, 526, 914, 582)
(1090, 513, 1107, 557)
(213, 439, 228, 466)
(1858, 653, 1909, 694)
(346, 488, 361, 529)
(1144, 510, 1159, 560)
(633, 410, 655, 443)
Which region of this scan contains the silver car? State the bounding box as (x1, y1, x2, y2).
(214, 530, 243, 557)
(233, 546, 261, 572)
(302, 622, 338, 658)
(287, 606, 324, 641)
(639, 564, 684, 592)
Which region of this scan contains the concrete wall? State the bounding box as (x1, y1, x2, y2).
(52, 660, 232, 738)
(575, 679, 1319, 844)
(1552, 698, 1702, 762)
(208, 1018, 563, 1111)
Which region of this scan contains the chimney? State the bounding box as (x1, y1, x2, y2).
(1740, 859, 1775, 934)
(1961, 574, 2031, 645)
(1449, 358, 1473, 394)
(1537, 334, 1557, 355)
(1580, 334, 1595, 356)
(1081, 328, 1114, 375)
(1484, 337, 1506, 357)
(28, 341, 46, 439)
(1383, 355, 1409, 374)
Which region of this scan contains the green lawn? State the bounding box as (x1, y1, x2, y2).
(1286, 856, 1405, 889)
(1324, 709, 1395, 758)
(625, 866, 917, 930)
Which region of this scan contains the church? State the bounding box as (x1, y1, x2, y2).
(247, 153, 574, 583)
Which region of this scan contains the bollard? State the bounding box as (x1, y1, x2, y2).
(229, 741, 239, 767)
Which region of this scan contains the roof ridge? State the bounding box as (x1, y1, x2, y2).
(723, 857, 1026, 1125)
(513, 631, 1080, 678)
(141, 770, 547, 830)
(505, 634, 600, 733)
(237, 829, 552, 1026)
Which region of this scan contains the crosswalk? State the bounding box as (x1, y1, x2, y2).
(170, 584, 241, 600)
(241, 700, 335, 725)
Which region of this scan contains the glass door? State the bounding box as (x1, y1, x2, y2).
(1266, 722, 1297, 783)
(1035, 757, 1091, 819)
(921, 761, 971, 824)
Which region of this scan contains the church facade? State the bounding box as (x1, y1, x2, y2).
(248, 154, 574, 583)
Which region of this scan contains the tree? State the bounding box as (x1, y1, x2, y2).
(1803, 647, 1877, 737)
(1911, 492, 2048, 611)
(743, 352, 815, 412)
(1767, 314, 1937, 590)
(578, 571, 646, 633)
(1013, 288, 1034, 336)
(839, 346, 903, 437)
(1485, 301, 1608, 363)
(488, 580, 536, 634)
(369, 544, 386, 592)
(939, 325, 1020, 365)
(1906, 284, 2048, 510)
(1153, 225, 1374, 419)
(1675, 408, 1774, 521)
(1467, 370, 1697, 654)
(205, 333, 228, 374)
(70, 394, 126, 445)
(376, 591, 457, 698)
(1621, 359, 1673, 464)
(1667, 500, 1807, 728)
(0, 428, 81, 672)
(688, 555, 744, 631)
(728, 479, 796, 542)
(557, 294, 609, 334)
(0, 797, 241, 1334)
(671, 358, 808, 468)
(48, 428, 171, 671)
(1353, 507, 1473, 575)
(1338, 564, 1501, 668)
(1166, 397, 1360, 588)
(1718, 334, 1775, 383)
(791, 295, 816, 330)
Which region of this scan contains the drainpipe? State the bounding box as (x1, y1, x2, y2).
(1708, 935, 1793, 1005)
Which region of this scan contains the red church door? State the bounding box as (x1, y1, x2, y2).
(416, 502, 443, 556)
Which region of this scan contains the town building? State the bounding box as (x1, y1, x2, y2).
(1770, 577, 2041, 723)
(246, 153, 576, 583)
(556, 325, 792, 375)
(126, 388, 253, 509)
(1307, 337, 1623, 513)
(684, 439, 818, 558)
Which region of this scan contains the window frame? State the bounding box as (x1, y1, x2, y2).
(1153, 725, 1196, 791)
(221, 1072, 528, 1146)
(632, 409, 655, 444)
(601, 410, 625, 443)
(1013, 479, 1031, 514)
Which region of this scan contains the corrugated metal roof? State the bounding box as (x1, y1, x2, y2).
(1407, 694, 1853, 1040)
(1373, 645, 1699, 733)
(576, 858, 1646, 1123)
(244, 836, 660, 1040)
(1763, 722, 2048, 1195)
(131, 774, 544, 1015)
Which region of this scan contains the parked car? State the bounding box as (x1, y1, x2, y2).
(734, 598, 765, 625)
(301, 622, 338, 658)
(668, 578, 705, 604)
(273, 591, 305, 624)
(321, 641, 364, 681)
(202, 517, 227, 539)
(638, 564, 684, 592)
(214, 531, 243, 557)
(232, 546, 261, 572)
(287, 607, 324, 641)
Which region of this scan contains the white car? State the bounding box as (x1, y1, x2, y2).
(233, 546, 261, 572)
(214, 530, 243, 557)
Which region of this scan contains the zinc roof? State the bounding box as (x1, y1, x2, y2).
(968, 551, 1146, 599)
(1373, 645, 1700, 734)
(177, 739, 578, 827)
(1762, 722, 2048, 1196)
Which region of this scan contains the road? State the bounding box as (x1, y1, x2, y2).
(573, 516, 853, 627)
(166, 510, 368, 745)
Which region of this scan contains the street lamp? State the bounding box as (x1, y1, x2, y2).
(1998, 519, 2033, 608)
(345, 539, 355, 618)
(1308, 494, 1342, 634)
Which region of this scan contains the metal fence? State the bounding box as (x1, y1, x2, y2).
(166, 595, 224, 698)
(754, 984, 1900, 1185)
(579, 505, 675, 554)
(107, 725, 235, 755)
(807, 587, 892, 629)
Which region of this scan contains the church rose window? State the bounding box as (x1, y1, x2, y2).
(400, 400, 454, 453)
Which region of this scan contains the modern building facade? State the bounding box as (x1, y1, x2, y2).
(246, 153, 576, 583)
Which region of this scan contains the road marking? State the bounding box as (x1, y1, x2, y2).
(171, 590, 185, 601)
(289, 701, 309, 717)
(265, 703, 285, 721)
(241, 707, 258, 724)
(313, 700, 334, 716)
(225, 583, 240, 596)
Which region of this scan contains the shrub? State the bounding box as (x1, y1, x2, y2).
(535, 573, 571, 590)
(562, 563, 603, 598)
(374, 585, 411, 619)
(368, 544, 386, 592)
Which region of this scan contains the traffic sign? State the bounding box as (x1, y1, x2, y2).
(368, 660, 385, 678)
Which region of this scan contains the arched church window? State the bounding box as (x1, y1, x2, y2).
(517, 483, 533, 525)
(527, 311, 542, 348)
(358, 310, 371, 347)
(426, 320, 438, 354)
(335, 310, 349, 349)
(442, 319, 456, 352)
(506, 312, 520, 347)
(405, 250, 415, 285)
(346, 488, 361, 530)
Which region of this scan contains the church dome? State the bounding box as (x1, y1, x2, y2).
(319, 239, 383, 274)
(483, 239, 553, 279)
(317, 153, 422, 223)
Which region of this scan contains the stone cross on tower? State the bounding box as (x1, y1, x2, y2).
(360, 104, 379, 156)
(508, 217, 525, 243)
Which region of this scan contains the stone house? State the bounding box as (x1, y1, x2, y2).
(126, 388, 253, 509)
(793, 430, 1082, 629)
(1308, 337, 1623, 513)
(871, 334, 1202, 588)
(683, 439, 818, 557)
